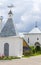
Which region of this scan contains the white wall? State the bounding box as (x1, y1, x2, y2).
(24, 34, 41, 46)
(0, 36, 23, 57)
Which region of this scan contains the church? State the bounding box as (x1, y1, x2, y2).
(0, 8, 24, 57)
(24, 24, 41, 50)
(0, 5, 41, 57)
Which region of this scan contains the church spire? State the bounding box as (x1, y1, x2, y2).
(1, 4, 16, 37)
(8, 4, 14, 18)
(8, 10, 13, 18)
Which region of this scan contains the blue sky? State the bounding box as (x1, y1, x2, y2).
(0, 0, 41, 33)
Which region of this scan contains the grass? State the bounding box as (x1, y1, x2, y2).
(23, 46, 41, 58)
(23, 53, 41, 58)
(23, 51, 41, 58)
(0, 56, 20, 60)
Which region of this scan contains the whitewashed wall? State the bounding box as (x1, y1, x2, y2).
(24, 33, 41, 46)
(0, 36, 23, 57)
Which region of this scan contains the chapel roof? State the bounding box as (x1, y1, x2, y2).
(8, 10, 13, 14)
(29, 22, 41, 34)
(29, 27, 41, 33)
(0, 10, 16, 37)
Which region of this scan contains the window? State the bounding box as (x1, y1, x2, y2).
(28, 37, 29, 43)
(37, 38, 39, 40)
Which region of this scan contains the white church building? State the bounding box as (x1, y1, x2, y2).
(0, 9, 23, 57)
(24, 24, 41, 50)
(0, 5, 41, 57)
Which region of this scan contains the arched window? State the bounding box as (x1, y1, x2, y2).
(28, 37, 29, 43)
(37, 38, 39, 40)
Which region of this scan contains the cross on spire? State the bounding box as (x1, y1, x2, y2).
(8, 4, 15, 12)
(8, 4, 14, 18)
(8, 4, 14, 9)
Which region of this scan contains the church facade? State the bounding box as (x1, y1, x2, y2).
(0, 9, 23, 57)
(24, 26, 41, 50)
(0, 36, 23, 57)
(0, 6, 41, 57)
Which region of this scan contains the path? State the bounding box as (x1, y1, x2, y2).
(0, 55, 41, 65)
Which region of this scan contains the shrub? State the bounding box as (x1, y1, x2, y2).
(23, 46, 41, 57)
(3, 56, 12, 60)
(0, 56, 20, 60)
(30, 46, 36, 54)
(24, 50, 33, 56)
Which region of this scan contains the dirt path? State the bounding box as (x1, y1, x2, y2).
(0, 55, 41, 65)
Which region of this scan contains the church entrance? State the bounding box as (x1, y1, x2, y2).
(4, 43, 9, 56)
(35, 42, 40, 52)
(35, 46, 40, 51)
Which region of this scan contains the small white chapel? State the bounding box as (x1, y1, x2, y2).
(0, 5, 41, 57)
(24, 23, 41, 50)
(0, 6, 23, 57)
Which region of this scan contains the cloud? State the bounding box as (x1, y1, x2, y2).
(33, 4, 40, 12)
(0, 0, 41, 32)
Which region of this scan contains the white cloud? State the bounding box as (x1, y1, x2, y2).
(21, 15, 28, 21)
(32, 3, 40, 12)
(0, 0, 41, 32)
(21, 14, 32, 22)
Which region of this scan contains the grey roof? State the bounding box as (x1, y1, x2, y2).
(8, 10, 13, 14)
(0, 18, 16, 37)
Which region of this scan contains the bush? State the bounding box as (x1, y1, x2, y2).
(23, 46, 41, 57)
(30, 46, 36, 54)
(3, 56, 12, 60)
(24, 50, 33, 56)
(0, 56, 20, 60)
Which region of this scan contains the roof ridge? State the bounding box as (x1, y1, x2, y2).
(29, 27, 41, 33)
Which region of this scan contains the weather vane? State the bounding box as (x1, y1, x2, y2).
(8, 4, 15, 10)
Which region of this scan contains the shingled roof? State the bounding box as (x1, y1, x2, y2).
(8, 10, 13, 14)
(0, 18, 16, 37)
(0, 10, 16, 37)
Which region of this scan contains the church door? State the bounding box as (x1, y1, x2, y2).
(35, 42, 40, 52)
(4, 43, 9, 56)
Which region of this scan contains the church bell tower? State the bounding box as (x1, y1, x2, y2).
(1, 4, 16, 37)
(8, 4, 14, 19)
(8, 10, 13, 18)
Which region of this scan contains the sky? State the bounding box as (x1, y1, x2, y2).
(0, 0, 41, 33)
